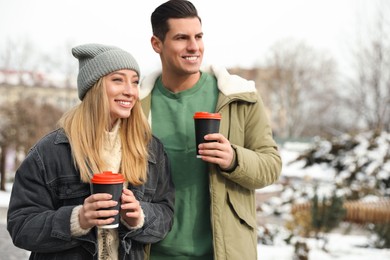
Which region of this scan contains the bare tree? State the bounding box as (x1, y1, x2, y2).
(0, 98, 63, 191)
(0, 37, 66, 87)
(0, 39, 13, 70)
(39, 40, 77, 88)
(0, 38, 17, 84)
(346, 0, 390, 132)
(259, 39, 339, 138)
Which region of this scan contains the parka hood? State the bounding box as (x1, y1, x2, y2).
(139, 64, 257, 100)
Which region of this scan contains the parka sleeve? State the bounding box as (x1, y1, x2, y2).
(219, 94, 282, 190)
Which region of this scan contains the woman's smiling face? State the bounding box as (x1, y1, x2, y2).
(105, 69, 139, 126)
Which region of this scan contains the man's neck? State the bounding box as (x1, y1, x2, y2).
(161, 71, 201, 93)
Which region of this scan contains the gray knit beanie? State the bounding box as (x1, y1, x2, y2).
(72, 43, 140, 100)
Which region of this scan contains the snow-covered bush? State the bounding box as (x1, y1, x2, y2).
(292, 131, 390, 200)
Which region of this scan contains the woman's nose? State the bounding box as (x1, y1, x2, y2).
(124, 83, 138, 96)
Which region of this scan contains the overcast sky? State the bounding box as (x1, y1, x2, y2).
(0, 0, 383, 75)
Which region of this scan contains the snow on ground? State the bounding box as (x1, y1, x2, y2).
(0, 183, 12, 208)
(259, 233, 390, 259)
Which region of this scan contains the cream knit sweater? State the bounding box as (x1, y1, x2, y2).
(69, 120, 144, 259)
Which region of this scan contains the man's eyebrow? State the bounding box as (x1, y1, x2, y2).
(174, 32, 203, 38)
(174, 33, 188, 37)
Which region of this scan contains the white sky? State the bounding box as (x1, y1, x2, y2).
(0, 0, 382, 75)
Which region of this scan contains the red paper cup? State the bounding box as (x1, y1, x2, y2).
(193, 112, 221, 158)
(91, 171, 125, 228)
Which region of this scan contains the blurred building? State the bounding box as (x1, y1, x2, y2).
(0, 70, 79, 111)
(0, 84, 79, 111)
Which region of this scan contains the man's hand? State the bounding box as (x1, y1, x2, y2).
(198, 133, 234, 170)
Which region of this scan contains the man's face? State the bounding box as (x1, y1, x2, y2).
(155, 17, 204, 76)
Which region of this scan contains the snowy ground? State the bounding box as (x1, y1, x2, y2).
(1, 143, 390, 259)
(258, 234, 390, 260)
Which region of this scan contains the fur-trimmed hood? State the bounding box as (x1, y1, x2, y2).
(139, 64, 256, 100)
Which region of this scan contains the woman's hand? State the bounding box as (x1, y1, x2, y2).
(79, 193, 118, 229)
(120, 188, 143, 228)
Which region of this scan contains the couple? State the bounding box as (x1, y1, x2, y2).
(7, 0, 282, 259)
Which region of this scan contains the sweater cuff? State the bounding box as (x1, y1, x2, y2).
(121, 207, 145, 230)
(70, 205, 92, 237)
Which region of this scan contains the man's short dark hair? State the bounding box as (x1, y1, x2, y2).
(151, 0, 201, 42)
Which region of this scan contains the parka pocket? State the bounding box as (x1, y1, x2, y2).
(226, 188, 257, 230)
(224, 189, 258, 260)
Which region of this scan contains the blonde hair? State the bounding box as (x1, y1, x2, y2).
(58, 78, 151, 185)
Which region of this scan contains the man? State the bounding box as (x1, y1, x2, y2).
(140, 0, 282, 259)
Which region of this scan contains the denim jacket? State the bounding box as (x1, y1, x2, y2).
(7, 128, 175, 260)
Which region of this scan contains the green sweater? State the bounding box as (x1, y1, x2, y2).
(150, 73, 218, 260)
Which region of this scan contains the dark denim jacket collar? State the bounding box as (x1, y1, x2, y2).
(54, 128, 69, 145)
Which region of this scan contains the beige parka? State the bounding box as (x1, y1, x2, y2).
(140, 65, 282, 260)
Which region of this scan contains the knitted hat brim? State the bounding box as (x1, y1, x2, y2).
(77, 49, 140, 100)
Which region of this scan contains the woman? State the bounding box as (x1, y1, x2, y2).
(7, 43, 175, 259)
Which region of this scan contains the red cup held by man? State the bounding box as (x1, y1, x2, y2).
(193, 112, 222, 158)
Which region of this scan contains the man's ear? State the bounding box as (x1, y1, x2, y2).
(151, 35, 162, 54)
